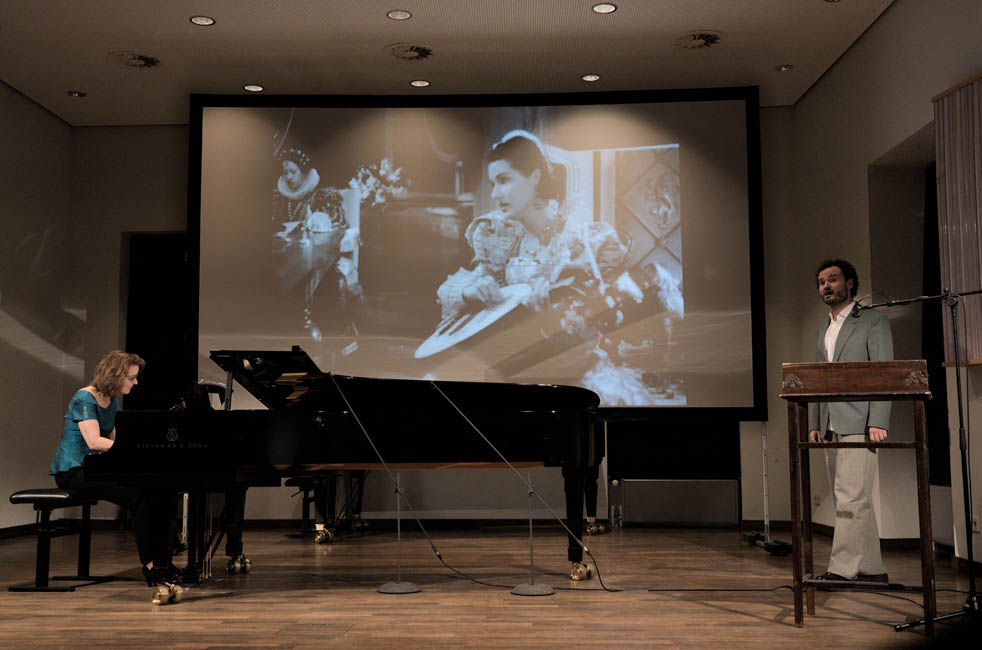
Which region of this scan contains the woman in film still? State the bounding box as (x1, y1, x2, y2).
(437, 131, 628, 321)
(433, 131, 684, 407)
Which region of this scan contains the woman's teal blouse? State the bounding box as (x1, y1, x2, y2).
(49, 390, 118, 474)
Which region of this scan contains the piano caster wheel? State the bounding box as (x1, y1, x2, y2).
(585, 520, 610, 535)
(227, 555, 252, 574)
(570, 562, 594, 581)
(314, 529, 334, 544)
(151, 582, 184, 605)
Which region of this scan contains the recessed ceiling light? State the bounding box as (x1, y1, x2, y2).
(582, 74, 601, 82)
(189, 16, 215, 26)
(775, 64, 794, 72)
(410, 80, 430, 88)
(243, 84, 264, 92)
(387, 9, 412, 20)
(66, 90, 87, 98)
(592, 3, 617, 13)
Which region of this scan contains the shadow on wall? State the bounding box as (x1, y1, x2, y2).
(0, 225, 85, 380)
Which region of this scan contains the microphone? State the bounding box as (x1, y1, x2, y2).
(850, 302, 862, 318)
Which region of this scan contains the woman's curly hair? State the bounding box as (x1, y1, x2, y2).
(91, 350, 145, 398)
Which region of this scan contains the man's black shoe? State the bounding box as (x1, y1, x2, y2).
(815, 572, 850, 581)
(812, 571, 851, 590)
(856, 572, 889, 584)
(811, 572, 890, 590)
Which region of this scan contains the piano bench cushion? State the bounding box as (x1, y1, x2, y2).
(9, 489, 98, 509)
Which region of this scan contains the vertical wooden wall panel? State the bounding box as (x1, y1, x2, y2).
(934, 76, 982, 362)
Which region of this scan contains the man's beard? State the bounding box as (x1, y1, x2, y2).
(823, 289, 848, 306)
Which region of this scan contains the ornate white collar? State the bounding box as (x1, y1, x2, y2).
(277, 168, 320, 200)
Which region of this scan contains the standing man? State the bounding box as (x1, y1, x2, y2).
(808, 259, 893, 583)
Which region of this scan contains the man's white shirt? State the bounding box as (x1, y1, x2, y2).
(824, 301, 855, 432)
(825, 301, 855, 363)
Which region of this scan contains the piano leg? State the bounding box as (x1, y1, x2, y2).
(583, 465, 608, 535)
(186, 490, 207, 582)
(223, 485, 252, 573)
(311, 471, 368, 543)
(562, 466, 594, 581)
(223, 486, 246, 557)
(348, 470, 368, 530)
(312, 474, 335, 543)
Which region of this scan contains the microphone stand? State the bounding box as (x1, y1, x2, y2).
(378, 473, 421, 594)
(859, 288, 981, 631)
(512, 473, 554, 596)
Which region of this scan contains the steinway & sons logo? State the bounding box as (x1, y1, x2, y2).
(134, 426, 209, 450)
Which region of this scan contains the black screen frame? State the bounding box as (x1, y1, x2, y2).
(187, 87, 767, 422)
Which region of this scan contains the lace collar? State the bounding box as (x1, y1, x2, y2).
(277, 168, 320, 201)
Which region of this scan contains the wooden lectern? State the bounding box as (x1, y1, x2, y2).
(780, 360, 935, 635)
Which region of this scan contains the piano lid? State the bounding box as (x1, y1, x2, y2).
(210, 346, 602, 412)
(209, 346, 334, 410)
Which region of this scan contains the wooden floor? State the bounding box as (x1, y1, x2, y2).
(0, 524, 975, 649)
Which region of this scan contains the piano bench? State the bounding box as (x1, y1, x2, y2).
(8, 488, 113, 592)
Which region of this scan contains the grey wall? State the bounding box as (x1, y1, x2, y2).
(743, 0, 982, 558)
(0, 82, 75, 527)
(0, 96, 188, 526)
(70, 126, 189, 363)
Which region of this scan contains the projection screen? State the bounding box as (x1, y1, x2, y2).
(191, 89, 765, 416)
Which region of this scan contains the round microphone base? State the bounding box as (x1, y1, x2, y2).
(511, 582, 555, 596)
(378, 580, 421, 594)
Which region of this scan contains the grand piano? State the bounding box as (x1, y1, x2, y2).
(84, 346, 605, 580)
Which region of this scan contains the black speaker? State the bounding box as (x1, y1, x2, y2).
(605, 417, 740, 481)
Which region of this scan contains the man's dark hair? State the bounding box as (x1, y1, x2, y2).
(816, 258, 859, 298)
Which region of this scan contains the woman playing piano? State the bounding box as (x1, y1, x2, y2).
(49, 350, 178, 590)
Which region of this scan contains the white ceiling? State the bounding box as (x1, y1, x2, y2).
(0, 0, 894, 126)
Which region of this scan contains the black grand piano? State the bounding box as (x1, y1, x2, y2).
(84, 346, 604, 580)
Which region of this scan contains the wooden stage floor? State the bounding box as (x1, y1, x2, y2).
(0, 524, 974, 649)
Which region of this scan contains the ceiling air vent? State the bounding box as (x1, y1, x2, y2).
(107, 51, 161, 69)
(674, 31, 724, 50)
(383, 43, 433, 61)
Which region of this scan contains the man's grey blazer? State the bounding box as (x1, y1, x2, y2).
(807, 307, 893, 436)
